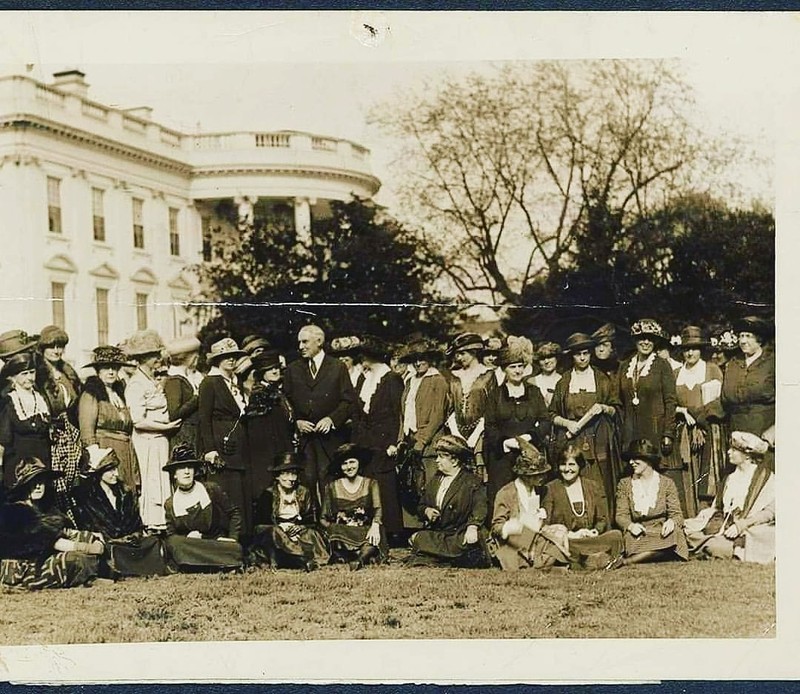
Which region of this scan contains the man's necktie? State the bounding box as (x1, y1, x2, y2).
(309, 359, 317, 378)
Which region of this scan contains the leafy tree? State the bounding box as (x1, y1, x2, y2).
(193, 198, 454, 353)
(370, 60, 736, 305)
(504, 194, 774, 341)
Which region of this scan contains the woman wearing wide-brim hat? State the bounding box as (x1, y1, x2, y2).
(197, 337, 254, 537)
(242, 349, 294, 506)
(161, 443, 243, 571)
(72, 446, 168, 577)
(407, 435, 491, 568)
(162, 336, 202, 453)
(490, 437, 570, 571)
(550, 332, 622, 514)
(444, 332, 497, 482)
(0, 329, 38, 363)
(389, 338, 449, 528)
(0, 352, 52, 490)
(77, 346, 139, 493)
(616, 318, 677, 459)
(350, 336, 405, 540)
(320, 443, 388, 569)
(124, 330, 182, 531)
(609, 439, 688, 569)
(0, 457, 104, 589)
(663, 326, 727, 518)
(484, 336, 550, 515)
(249, 452, 330, 571)
(721, 315, 775, 448)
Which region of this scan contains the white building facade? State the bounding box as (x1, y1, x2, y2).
(0, 70, 380, 364)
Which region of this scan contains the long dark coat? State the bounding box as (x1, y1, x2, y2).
(283, 354, 357, 497)
(722, 349, 775, 438)
(617, 355, 677, 448)
(484, 382, 550, 510)
(354, 371, 405, 533)
(197, 375, 250, 533)
(412, 469, 488, 560)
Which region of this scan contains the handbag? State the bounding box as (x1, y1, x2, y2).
(396, 440, 426, 515)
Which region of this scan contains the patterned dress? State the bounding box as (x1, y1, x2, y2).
(0, 502, 99, 589)
(321, 476, 388, 562)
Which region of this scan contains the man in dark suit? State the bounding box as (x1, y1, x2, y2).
(283, 325, 357, 506)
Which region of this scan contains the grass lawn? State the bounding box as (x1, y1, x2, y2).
(0, 556, 774, 644)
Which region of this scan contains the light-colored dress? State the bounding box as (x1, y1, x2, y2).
(126, 368, 172, 529)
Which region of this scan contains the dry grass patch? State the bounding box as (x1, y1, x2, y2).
(0, 559, 774, 644)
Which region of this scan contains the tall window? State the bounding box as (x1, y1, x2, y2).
(96, 288, 109, 345)
(51, 282, 66, 329)
(132, 198, 144, 249)
(92, 188, 106, 242)
(169, 207, 180, 256)
(136, 293, 148, 330)
(47, 177, 62, 233)
(201, 216, 212, 261)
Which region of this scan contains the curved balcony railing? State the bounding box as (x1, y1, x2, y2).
(0, 74, 378, 191)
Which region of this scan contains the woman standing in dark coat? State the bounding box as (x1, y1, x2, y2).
(0, 352, 51, 490)
(484, 337, 550, 513)
(241, 350, 294, 506)
(721, 316, 775, 440)
(163, 336, 202, 453)
(353, 337, 405, 537)
(35, 326, 83, 522)
(78, 346, 139, 492)
(73, 446, 167, 576)
(616, 319, 677, 457)
(197, 338, 251, 535)
(550, 333, 622, 510)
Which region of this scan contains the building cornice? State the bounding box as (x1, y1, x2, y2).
(0, 116, 192, 176)
(190, 165, 381, 191)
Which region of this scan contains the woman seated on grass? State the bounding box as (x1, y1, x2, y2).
(250, 453, 330, 572)
(321, 443, 387, 570)
(73, 445, 168, 577)
(407, 435, 491, 568)
(0, 458, 104, 589)
(609, 439, 688, 569)
(543, 443, 623, 570)
(162, 443, 243, 572)
(491, 438, 570, 571)
(685, 431, 774, 563)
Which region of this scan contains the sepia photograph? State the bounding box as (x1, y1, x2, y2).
(0, 9, 795, 684)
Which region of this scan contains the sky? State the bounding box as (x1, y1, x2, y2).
(0, 12, 789, 210)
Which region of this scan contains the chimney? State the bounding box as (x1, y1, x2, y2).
(52, 69, 89, 98)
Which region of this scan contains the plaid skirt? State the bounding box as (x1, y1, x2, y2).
(50, 415, 83, 520)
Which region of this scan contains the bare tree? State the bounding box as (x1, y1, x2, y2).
(370, 60, 708, 305)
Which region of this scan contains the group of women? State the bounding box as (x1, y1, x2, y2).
(0, 312, 775, 589)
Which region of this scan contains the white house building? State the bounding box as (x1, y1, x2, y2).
(0, 69, 380, 364)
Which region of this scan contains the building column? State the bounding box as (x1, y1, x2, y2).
(234, 195, 257, 230)
(294, 196, 312, 245)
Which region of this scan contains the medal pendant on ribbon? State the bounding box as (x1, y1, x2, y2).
(632, 395, 640, 406)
